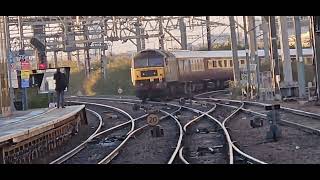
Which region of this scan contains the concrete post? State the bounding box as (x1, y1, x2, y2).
(243, 16, 251, 99)
(279, 16, 293, 84)
(261, 16, 270, 61)
(248, 16, 260, 98)
(268, 16, 281, 100)
(229, 16, 241, 85)
(293, 16, 306, 98)
(179, 17, 188, 50)
(206, 16, 212, 51)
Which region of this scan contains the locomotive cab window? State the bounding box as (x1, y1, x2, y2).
(149, 57, 164, 67)
(133, 51, 165, 68)
(134, 58, 148, 68)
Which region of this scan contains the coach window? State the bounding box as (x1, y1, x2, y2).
(213, 60, 217, 68)
(199, 59, 204, 71)
(208, 60, 213, 69)
(196, 59, 200, 71)
(178, 60, 184, 73)
(185, 60, 191, 72)
(196, 59, 199, 70)
(218, 60, 223, 67)
(191, 59, 195, 71)
(224, 60, 228, 67)
(240, 59, 245, 65)
(229, 60, 233, 67)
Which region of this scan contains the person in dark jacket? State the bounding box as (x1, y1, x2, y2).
(53, 68, 68, 108)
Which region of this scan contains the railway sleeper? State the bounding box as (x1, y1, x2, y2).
(103, 111, 119, 119)
(233, 155, 249, 164)
(196, 128, 217, 134)
(188, 145, 224, 157)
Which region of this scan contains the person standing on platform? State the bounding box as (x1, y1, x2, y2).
(53, 68, 68, 108)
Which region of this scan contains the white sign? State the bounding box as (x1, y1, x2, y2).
(11, 70, 19, 88)
(39, 69, 57, 94)
(118, 88, 123, 94)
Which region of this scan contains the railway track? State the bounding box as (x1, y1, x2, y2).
(106, 108, 183, 164)
(50, 108, 103, 164)
(68, 96, 268, 164)
(195, 90, 320, 164)
(51, 99, 184, 164)
(54, 90, 320, 164)
(180, 103, 229, 164)
(50, 101, 147, 164)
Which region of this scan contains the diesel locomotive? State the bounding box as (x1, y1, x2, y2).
(131, 49, 233, 100)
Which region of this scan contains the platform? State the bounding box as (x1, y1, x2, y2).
(0, 105, 87, 164)
(0, 105, 85, 144)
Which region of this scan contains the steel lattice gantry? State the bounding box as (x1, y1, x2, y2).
(6, 16, 229, 54)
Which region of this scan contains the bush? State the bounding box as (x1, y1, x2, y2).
(94, 56, 134, 95)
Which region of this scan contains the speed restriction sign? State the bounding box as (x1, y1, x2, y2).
(147, 114, 159, 126)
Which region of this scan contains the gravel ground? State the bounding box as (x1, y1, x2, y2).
(244, 104, 266, 113)
(169, 100, 214, 113)
(227, 112, 320, 164)
(34, 109, 100, 164)
(209, 104, 236, 122)
(176, 109, 198, 127)
(279, 111, 320, 129)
